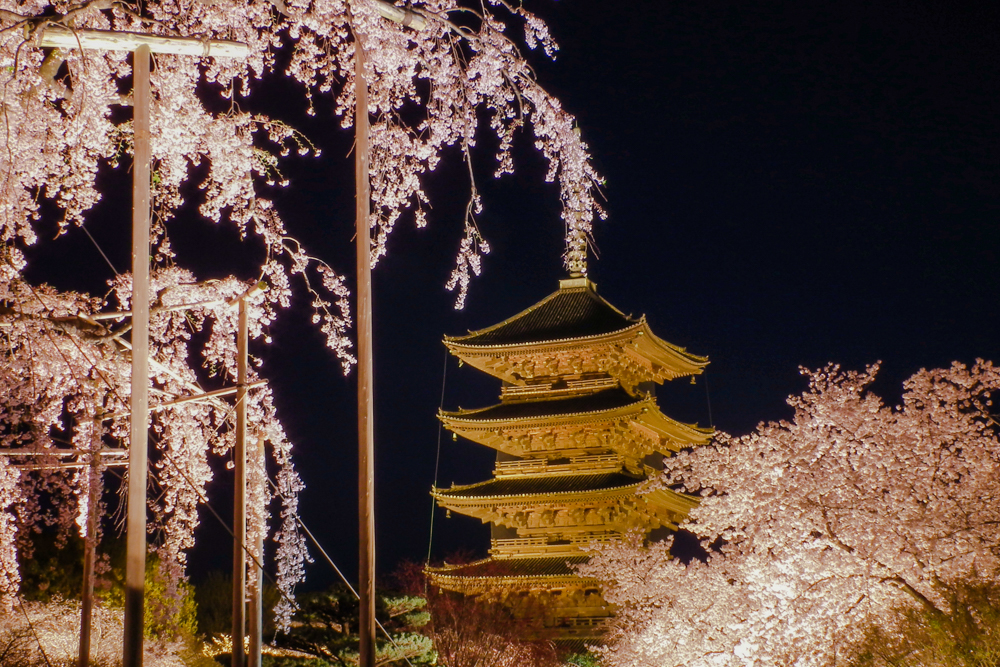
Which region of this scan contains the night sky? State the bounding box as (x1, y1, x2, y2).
(25, 0, 1000, 591)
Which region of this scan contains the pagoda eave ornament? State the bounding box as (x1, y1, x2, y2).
(440, 401, 712, 459)
(446, 322, 707, 390)
(431, 485, 694, 536)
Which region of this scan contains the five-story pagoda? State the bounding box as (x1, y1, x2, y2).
(428, 276, 712, 641)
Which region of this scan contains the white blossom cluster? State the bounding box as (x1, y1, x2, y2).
(582, 361, 1000, 667)
(0, 0, 602, 311)
(0, 598, 190, 665)
(0, 272, 309, 632)
(0, 0, 603, 635)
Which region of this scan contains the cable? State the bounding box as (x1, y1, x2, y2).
(14, 591, 54, 667)
(291, 515, 358, 600)
(0, 531, 53, 666)
(78, 223, 120, 276)
(120, 381, 418, 664)
(257, 474, 418, 667)
(425, 349, 449, 565)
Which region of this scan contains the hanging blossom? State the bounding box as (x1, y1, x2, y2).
(581, 360, 1000, 667)
(0, 0, 604, 312)
(0, 0, 604, 622)
(342, 0, 605, 298)
(0, 269, 309, 630)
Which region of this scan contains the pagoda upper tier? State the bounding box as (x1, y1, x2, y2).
(444, 277, 708, 392)
(439, 386, 712, 465)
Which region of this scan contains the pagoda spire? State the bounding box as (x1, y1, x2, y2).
(565, 224, 589, 277)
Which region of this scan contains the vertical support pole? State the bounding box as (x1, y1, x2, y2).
(79, 421, 102, 667)
(232, 297, 248, 667)
(354, 35, 376, 667)
(248, 434, 265, 667)
(124, 43, 151, 667)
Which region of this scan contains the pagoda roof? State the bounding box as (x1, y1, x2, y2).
(445, 278, 636, 347)
(440, 387, 713, 456)
(427, 556, 589, 579)
(443, 278, 709, 386)
(433, 471, 641, 501)
(426, 557, 602, 594)
(443, 387, 639, 422)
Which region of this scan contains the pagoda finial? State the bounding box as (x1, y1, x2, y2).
(564, 223, 588, 277)
(559, 275, 594, 290)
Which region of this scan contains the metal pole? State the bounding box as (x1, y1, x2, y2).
(354, 35, 377, 667)
(232, 297, 248, 667)
(123, 43, 151, 667)
(79, 421, 102, 667)
(248, 434, 265, 667)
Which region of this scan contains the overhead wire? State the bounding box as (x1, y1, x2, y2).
(78, 223, 120, 277)
(260, 472, 419, 667)
(425, 348, 449, 565)
(14, 591, 54, 667)
(155, 444, 422, 667)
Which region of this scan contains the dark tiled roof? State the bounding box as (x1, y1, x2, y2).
(437, 472, 641, 498)
(445, 387, 641, 422)
(447, 285, 637, 346)
(435, 556, 589, 578)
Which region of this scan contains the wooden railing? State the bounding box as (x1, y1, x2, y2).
(494, 453, 622, 477)
(500, 376, 617, 399)
(490, 534, 623, 557)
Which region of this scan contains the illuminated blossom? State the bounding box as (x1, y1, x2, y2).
(0, 0, 601, 629)
(582, 361, 1000, 667)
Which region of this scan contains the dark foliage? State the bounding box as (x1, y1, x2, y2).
(843, 579, 1000, 667)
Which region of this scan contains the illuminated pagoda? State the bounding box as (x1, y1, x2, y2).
(427, 276, 712, 641)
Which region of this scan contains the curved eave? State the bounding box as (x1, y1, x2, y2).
(428, 572, 601, 589)
(426, 558, 599, 589)
(639, 408, 715, 447)
(440, 397, 714, 451)
(643, 487, 701, 515)
(431, 479, 641, 506)
(443, 282, 637, 346)
(446, 320, 707, 383)
(440, 394, 649, 427)
(633, 323, 709, 375)
(445, 320, 639, 352)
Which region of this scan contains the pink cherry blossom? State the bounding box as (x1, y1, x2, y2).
(582, 361, 1000, 667)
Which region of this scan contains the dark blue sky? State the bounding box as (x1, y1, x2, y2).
(27, 0, 1000, 590)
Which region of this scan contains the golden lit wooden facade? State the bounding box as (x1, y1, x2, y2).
(427, 276, 711, 641)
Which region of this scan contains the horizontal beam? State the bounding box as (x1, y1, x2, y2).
(14, 460, 129, 471)
(37, 26, 248, 58)
(87, 281, 264, 321)
(105, 379, 268, 419)
(0, 448, 127, 458)
(86, 297, 228, 321)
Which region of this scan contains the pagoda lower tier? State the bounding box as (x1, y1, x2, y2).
(426, 556, 611, 641)
(429, 465, 698, 641)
